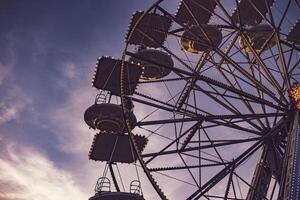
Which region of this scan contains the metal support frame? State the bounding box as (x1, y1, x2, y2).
(246, 145, 273, 200)
(279, 111, 300, 200)
(90, 0, 300, 199)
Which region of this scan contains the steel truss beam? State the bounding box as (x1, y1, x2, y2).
(187, 118, 286, 199)
(279, 111, 300, 200)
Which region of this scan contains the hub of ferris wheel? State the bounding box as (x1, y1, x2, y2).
(83, 0, 300, 199)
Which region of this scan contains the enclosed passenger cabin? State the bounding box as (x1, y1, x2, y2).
(175, 0, 217, 26)
(92, 57, 142, 96)
(89, 131, 148, 163)
(287, 19, 300, 45)
(126, 11, 172, 48)
(231, 0, 274, 26)
(129, 48, 174, 80)
(180, 25, 222, 54)
(239, 24, 276, 53)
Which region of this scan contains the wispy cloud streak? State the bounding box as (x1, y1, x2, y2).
(0, 141, 87, 200)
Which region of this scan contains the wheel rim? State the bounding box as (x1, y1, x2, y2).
(120, 0, 300, 199)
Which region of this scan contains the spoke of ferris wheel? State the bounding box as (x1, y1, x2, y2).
(187, 118, 286, 199)
(215, 42, 285, 101)
(133, 78, 282, 133)
(154, 5, 285, 104)
(178, 153, 200, 187)
(245, 57, 272, 127)
(148, 162, 232, 172)
(131, 26, 280, 105)
(181, 76, 263, 134)
(207, 56, 267, 129)
(206, 21, 286, 104)
(133, 91, 211, 120)
(195, 87, 263, 104)
(181, 152, 227, 164)
(172, 43, 267, 130)
(135, 114, 277, 136)
(251, 65, 271, 128)
(199, 125, 227, 166)
(136, 112, 285, 126)
(211, 35, 277, 91)
(206, 195, 243, 200)
(126, 51, 285, 110)
(143, 121, 203, 165)
(224, 164, 235, 200)
(247, 38, 284, 126)
(132, 93, 277, 127)
(204, 83, 266, 130)
(237, 31, 286, 92)
(134, 90, 256, 126)
(142, 137, 261, 162)
(199, 35, 267, 129)
(168, 25, 235, 35)
(174, 53, 207, 110)
(268, 47, 288, 90)
(197, 117, 265, 130)
(268, 0, 291, 92)
(144, 120, 232, 166)
(274, 32, 291, 90)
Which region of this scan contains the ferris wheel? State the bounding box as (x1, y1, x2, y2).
(84, 0, 300, 199)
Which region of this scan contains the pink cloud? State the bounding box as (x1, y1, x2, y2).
(0, 141, 88, 200)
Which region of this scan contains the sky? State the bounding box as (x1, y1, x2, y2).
(0, 1, 154, 199)
(1, 0, 300, 200)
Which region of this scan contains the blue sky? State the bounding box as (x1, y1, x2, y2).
(0, 1, 154, 199)
(1, 0, 300, 199)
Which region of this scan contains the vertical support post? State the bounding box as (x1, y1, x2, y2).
(280, 111, 300, 200)
(246, 145, 273, 200)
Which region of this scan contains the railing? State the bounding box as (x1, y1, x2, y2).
(130, 180, 142, 195)
(95, 91, 108, 104)
(95, 177, 111, 193)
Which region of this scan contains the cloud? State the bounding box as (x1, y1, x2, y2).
(0, 30, 30, 126)
(0, 106, 18, 125)
(0, 30, 17, 86)
(0, 84, 32, 126)
(0, 62, 11, 86)
(49, 83, 97, 154)
(0, 141, 87, 200)
(63, 63, 78, 79)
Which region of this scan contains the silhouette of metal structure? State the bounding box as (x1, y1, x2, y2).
(84, 0, 300, 199)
